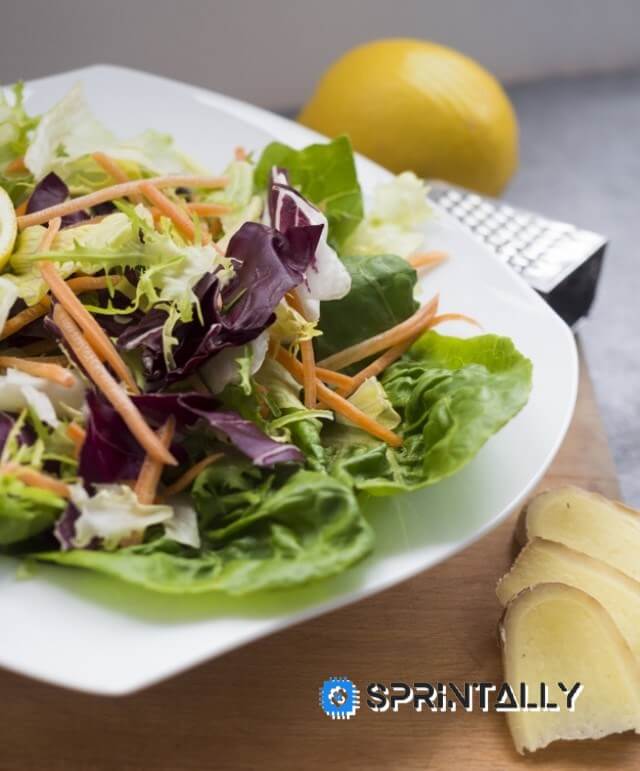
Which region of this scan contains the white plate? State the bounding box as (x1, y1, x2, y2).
(0, 65, 578, 695)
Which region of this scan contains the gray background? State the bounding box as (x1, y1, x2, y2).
(2, 0, 639, 501)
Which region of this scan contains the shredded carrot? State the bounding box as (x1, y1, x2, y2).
(21, 355, 69, 365)
(39, 261, 139, 393)
(149, 202, 232, 221)
(430, 312, 481, 329)
(134, 416, 176, 505)
(0, 299, 51, 341)
(284, 293, 317, 407)
(318, 295, 439, 371)
(0, 463, 70, 499)
(5, 157, 26, 174)
(140, 182, 196, 241)
(15, 200, 28, 217)
(0, 356, 75, 387)
(408, 251, 448, 270)
(315, 366, 355, 390)
(338, 311, 481, 398)
(52, 304, 176, 466)
(91, 151, 143, 204)
(17, 174, 228, 229)
(65, 275, 122, 294)
(66, 422, 87, 459)
(0, 275, 121, 342)
(234, 146, 247, 161)
(185, 202, 233, 217)
(276, 347, 402, 447)
(339, 339, 414, 398)
(208, 218, 222, 239)
(157, 453, 224, 503)
(300, 339, 317, 408)
(39, 216, 62, 250)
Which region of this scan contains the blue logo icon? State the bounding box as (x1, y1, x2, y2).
(319, 677, 360, 720)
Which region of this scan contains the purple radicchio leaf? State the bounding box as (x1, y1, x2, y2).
(53, 502, 81, 550)
(27, 172, 89, 228)
(0, 412, 36, 455)
(117, 221, 322, 389)
(78, 390, 302, 485)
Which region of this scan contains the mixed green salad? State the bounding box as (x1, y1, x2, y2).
(0, 82, 532, 595)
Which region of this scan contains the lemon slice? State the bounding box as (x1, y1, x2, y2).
(0, 187, 18, 270)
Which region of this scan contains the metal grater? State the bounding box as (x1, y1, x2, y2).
(427, 181, 607, 327)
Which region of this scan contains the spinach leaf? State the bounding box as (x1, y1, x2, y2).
(315, 252, 419, 363)
(255, 136, 363, 247)
(34, 471, 373, 594)
(0, 476, 66, 546)
(330, 332, 532, 494)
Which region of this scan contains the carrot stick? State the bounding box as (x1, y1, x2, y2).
(339, 311, 481, 397)
(0, 463, 70, 499)
(17, 174, 228, 229)
(299, 339, 317, 408)
(134, 416, 176, 505)
(408, 251, 448, 270)
(157, 453, 224, 503)
(0, 356, 75, 387)
(15, 200, 28, 217)
(139, 182, 196, 242)
(317, 294, 439, 371)
(91, 151, 143, 204)
(5, 157, 27, 174)
(430, 312, 481, 329)
(66, 422, 87, 459)
(0, 276, 121, 342)
(315, 366, 355, 390)
(52, 304, 176, 466)
(39, 216, 62, 250)
(185, 202, 233, 217)
(338, 338, 416, 398)
(285, 293, 317, 408)
(39, 261, 139, 393)
(0, 299, 51, 341)
(149, 203, 232, 221)
(276, 347, 402, 447)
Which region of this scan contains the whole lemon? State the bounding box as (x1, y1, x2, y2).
(298, 38, 518, 196)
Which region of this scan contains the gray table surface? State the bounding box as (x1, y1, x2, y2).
(506, 70, 639, 504)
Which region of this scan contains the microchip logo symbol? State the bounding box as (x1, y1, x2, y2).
(320, 677, 360, 720)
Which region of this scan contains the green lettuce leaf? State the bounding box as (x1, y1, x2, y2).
(34, 470, 373, 594)
(255, 136, 363, 246)
(0, 82, 38, 203)
(0, 475, 65, 546)
(330, 331, 533, 495)
(315, 252, 418, 363)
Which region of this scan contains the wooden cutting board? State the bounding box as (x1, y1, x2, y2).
(1, 349, 636, 771)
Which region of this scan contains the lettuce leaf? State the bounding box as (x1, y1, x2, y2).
(343, 172, 431, 259)
(24, 84, 195, 181)
(330, 331, 533, 494)
(315, 252, 419, 363)
(0, 83, 38, 168)
(0, 475, 65, 546)
(255, 136, 363, 247)
(33, 470, 373, 594)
